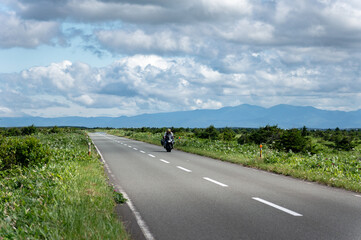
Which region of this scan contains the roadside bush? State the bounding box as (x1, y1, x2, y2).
(237, 134, 250, 145)
(5, 128, 22, 136)
(195, 125, 219, 140)
(274, 129, 308, 153)
(334, 136, 355, 151)
(220, 128, 235, 141)
(0, 136, 50, 170)
(21, 125, 37, 135)
(50, 126, 61, 134)
(239, 125, 283, 145)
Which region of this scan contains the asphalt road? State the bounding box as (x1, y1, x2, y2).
(89, 132, 361, 240)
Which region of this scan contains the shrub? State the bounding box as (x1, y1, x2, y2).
(220, 128, 235, 141)
(50, 126, 61, 134)
(274, 129, 308, 153)
(237, 134, 250, 145)
(196, 125, 219, 140)
(5, 128, 21, 136)
(21, 125, 37, 135)
(0, 136, 50, 170)
(334, 136, 355, 151)
(242, 125, 283, 145)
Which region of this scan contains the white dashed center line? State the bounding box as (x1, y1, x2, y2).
(252, 197, 303, 217)
(148, 154, 156, 158)
(355, 195, 361, 198)
(177, 166, 192, 173)
(160, 159, 170, 164)
(140, 150, 146, 154)
(203, 177, 228, 187)
(133, 148, 138, 150)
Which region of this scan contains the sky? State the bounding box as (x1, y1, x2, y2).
(1, 0, 361, 117)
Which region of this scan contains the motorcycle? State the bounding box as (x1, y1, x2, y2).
(162, 135, 174, 152)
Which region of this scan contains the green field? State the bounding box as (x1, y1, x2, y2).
(104, 126, 361, 193)
(0, 127, 130, 239)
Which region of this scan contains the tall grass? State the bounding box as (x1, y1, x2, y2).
(0, 130, 130, 239)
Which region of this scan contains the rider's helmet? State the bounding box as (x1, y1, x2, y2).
(167, 128, 171, 133)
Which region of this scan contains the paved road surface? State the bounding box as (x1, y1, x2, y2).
(89, 133, 361, 240)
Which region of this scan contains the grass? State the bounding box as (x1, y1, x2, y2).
(0, 130, 130, 239)
(104, 129, 361, 193)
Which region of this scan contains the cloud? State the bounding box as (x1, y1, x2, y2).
(12, 0, 252, 23)
(268, 0, 361, 48)
(1, 0, 361, 116)
(0, 106, 16, 117)
(96, 29, 194, 55)
(5, 0, 361, 54)
(0, 11, 60, 48)
(1, 52, 361, 117)
(73, 94, 94, 106)
(215, 19, 275, 45)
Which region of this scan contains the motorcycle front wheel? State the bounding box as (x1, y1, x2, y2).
(166, 145, 172, 152)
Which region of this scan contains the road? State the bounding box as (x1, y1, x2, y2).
(89, 132, 361, 240)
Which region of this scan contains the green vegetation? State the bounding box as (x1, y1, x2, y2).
(0, 127, 129, 239)
(104, 126, 361, 193)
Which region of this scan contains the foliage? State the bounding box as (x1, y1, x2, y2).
(219, 127, 236, 141)
(247, 125, 283, 145)
(0, 136, 50, 170)
(195, 125, 219, 140)
(333, 135, 356, 151)
(274, 129, 308, 153)
(113, 188, 127, 204)
(4, 128, 22, 136)
(50, 125, 61, 134)
(0, 128, 130, 239)
(21, 125, 37, 135)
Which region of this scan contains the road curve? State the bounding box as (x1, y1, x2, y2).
(89, 133, 361, 240)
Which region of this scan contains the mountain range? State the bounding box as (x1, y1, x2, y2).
(1, 104, 361, 129)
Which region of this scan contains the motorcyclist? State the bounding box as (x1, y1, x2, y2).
(163, 128, 174, 140)
(162, 129, 175, 151)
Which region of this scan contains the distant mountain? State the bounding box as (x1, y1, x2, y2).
(1, 104, 361, 129)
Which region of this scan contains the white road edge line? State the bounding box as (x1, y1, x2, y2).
(91, 135, 155, 240)
(252, 197, 303, 217)
(177, 166, 192, 172)
(148, 154, 156, 158)
(115, 186, 155, 240)
(203, 177, 228, 187)
(160, 159, 170, 164)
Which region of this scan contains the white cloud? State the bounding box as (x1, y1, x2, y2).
(322, 1, 361, 31)
(21, 61, 75, 92)
(2, 0, 361, 116)
(0, 106, 15, 117)
(1, 52, 360, 117)
(74, 94, 94, 106)
(192, 99, 223, 110)
(0, 11, 60, 48)
(96, 29, 194, 54)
